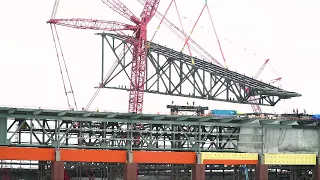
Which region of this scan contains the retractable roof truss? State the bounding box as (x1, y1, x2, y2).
(98, 33, 301, 106)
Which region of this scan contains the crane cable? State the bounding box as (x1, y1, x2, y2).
(181, 4, 206, 53)
(85, 31, 133, 110)
(50, 25, 72, 109)
(53, 26, 78, 110)
(50, 0, 78, 110)
(206, 4, 228, 69)
(51, 0, 61, 19)
(150, 0, 174, 42)
(136, 0, 223, 67)
(173, 0, 192, 56)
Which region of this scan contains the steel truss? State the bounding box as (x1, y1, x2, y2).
(1, 107, 318, 151)
(98, 33, 301, 107)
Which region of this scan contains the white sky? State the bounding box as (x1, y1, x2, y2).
(0, 0, 319, 114)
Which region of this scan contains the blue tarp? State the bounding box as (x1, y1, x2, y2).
(312, 114, 320, 120)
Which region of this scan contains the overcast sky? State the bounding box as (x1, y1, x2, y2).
(0, 0, 319, 114)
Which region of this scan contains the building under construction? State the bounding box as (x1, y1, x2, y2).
(1, 0, 316, 180)
(1, 105, 320, 180)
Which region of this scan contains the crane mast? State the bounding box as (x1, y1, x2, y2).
(48, 0, 160, 114)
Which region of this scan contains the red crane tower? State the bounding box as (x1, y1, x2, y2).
(48, 0, 160, 114)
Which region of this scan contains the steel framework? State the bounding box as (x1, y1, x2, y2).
(0, 107, 317, 151)
(0, 107, 318, 180)
(98, 33, 301, 107)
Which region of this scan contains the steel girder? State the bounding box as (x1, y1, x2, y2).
(97, 33, 301, 107)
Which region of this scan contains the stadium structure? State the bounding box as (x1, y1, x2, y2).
(1, 0, 318, 180)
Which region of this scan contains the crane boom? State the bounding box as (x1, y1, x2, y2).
(141, 0, 160, 23)
(47, 19, 138, 31)
(247, 59, 281, 114)
(254, 59, 269, 79)
(100, 0, 140, 24)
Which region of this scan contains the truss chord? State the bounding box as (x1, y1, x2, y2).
(206, 5, 228, 69)
(54, 25, 78, 110)
(50, 25, 71, 109)
(181, 4, 206, 53)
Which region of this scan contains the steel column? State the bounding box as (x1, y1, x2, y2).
(0, 118, 7, 145)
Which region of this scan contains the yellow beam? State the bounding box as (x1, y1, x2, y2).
(264, 154, 316, 165)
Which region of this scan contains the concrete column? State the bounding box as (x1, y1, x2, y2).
(314, 156, 320, 180)
(51, 149, 64, 180)
(124, 163, 138, 180)
(51, 161, 64, 180)
(124, 151, 138, 180)
(255, 164, 268, 180)
(255, 154, 268, 180)
(314, 166, 320, 180)
(192, 153, 205, 180)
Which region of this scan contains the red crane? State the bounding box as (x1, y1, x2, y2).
(246, 59, 282, 113)
(48, 0, 160, 114)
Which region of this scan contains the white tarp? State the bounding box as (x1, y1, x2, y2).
(238, 120, 320, 153)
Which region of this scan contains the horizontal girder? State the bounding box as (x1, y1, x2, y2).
(97, 33, 301, 107)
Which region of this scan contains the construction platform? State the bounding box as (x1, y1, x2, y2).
(0, 106, 320, 180)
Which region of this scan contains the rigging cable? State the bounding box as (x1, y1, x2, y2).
(173, 0, 192, 56)
(150, 0, 174, 42)
(181, 3, 206, 52)
(206, 4, 228, 69)
(50, 24, 72, 108)
(136, 0, 223, 67)
(54, 25, 78, 110)
(85, 31, 133, 110)
(51, 0, 61, 18)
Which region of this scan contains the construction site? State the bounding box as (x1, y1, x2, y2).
(1, 0, 318, 180)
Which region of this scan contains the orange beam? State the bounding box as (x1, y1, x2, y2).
(133, 151, 196, 164)
(203, 159, 258, 165)
(0, 147, 258, 165)
(60, 149, 126, 163)
(0, 147, 55, 161)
